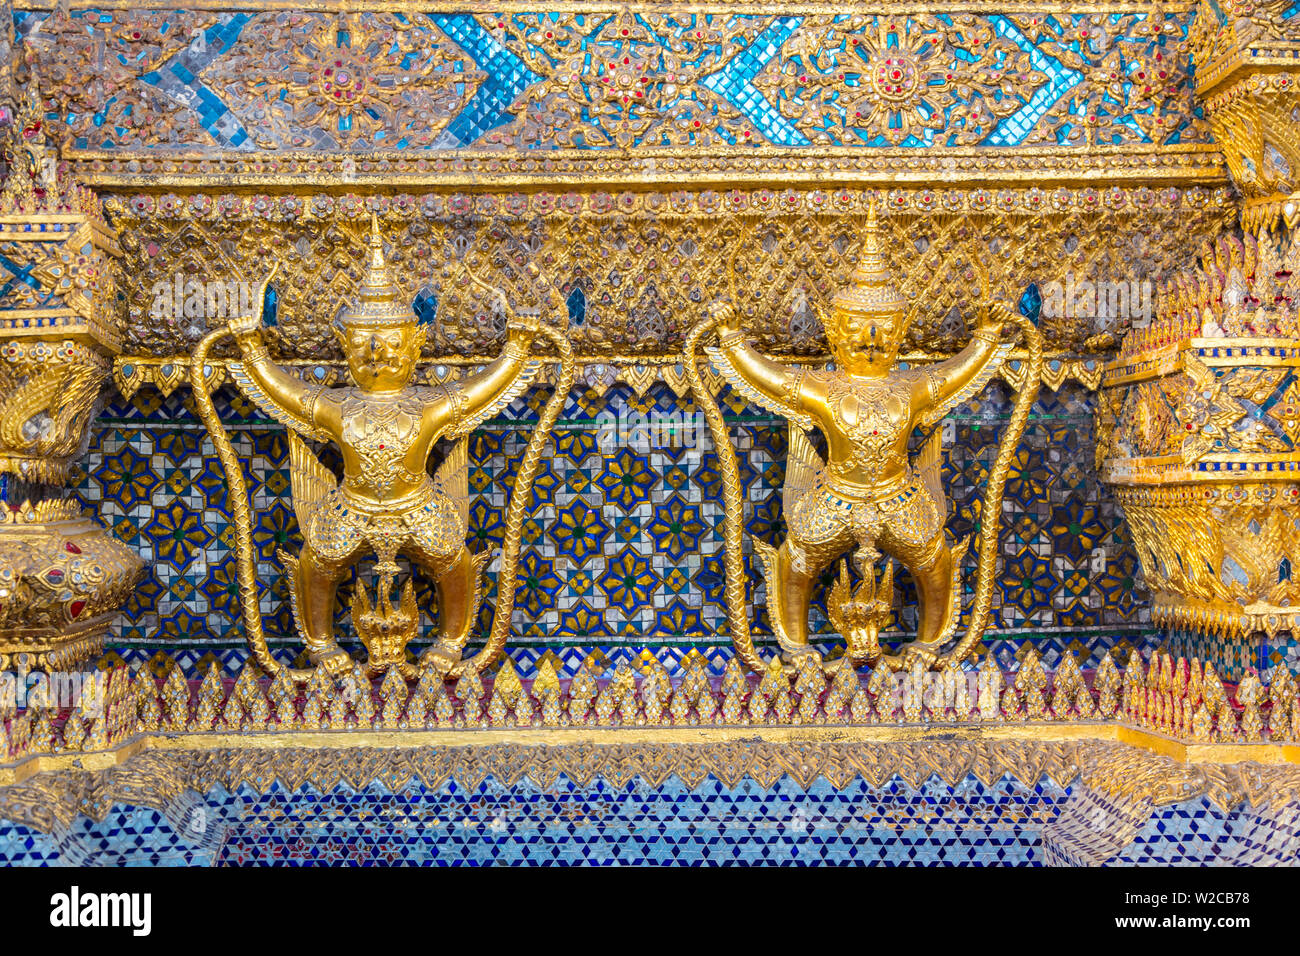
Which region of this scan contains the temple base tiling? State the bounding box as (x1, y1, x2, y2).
(0, 771, 1072, 866)
(2, 638, 1300, 869)
(1, 739, 1297, 866)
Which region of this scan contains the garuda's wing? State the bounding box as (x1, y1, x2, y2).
(915, 341, 1016, 429)
(704, 346, 816, 431)
(227, 362, 332, 442)
(287, 431, 338, 533)
(917, 426, 946, 521)
(432, 436, 471, 532)
(442, 360, 544, 442)
(1182, 352, 1219, 395)
(783, 425, 825, 517)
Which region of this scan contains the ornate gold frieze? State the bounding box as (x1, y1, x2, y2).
(27, 1, 1229, 358)
(112, 349, 1106, 398)
(100, 186, 1234, 359)
(12, 1, 1236, 363)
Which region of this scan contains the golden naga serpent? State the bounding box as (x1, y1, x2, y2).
(452, 272, 576, 679)
(686, 285, 1043, 673)
(191, 309, 575, 682)
(684, 314, 769, 675)
(191, 329, 293, 679)
(939, 307, 1041, 669)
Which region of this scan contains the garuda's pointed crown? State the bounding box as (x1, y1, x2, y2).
(335, 214, 417, 328)
(831, 199, 907, 317)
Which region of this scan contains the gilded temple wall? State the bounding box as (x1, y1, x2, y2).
(13, 4, 1232, 360)
(8, 5, 1300, 872)
(10, 1, 1295, 677)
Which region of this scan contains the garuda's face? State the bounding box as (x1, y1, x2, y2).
(827, 306, 907, 377)
(336, 323, 425, 391)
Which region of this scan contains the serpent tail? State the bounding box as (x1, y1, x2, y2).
(939, 312, 1043, 668)
(684, 315, 768, 674)
(450, 324, 575, 676)
(190, 331, 290, 679)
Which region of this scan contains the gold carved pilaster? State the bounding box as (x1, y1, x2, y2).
(1191, 0, 1300, 230)
(1097, 227, 1300, 662)
(0, 60, 142, 670)
(1095, 2, 1300, 669)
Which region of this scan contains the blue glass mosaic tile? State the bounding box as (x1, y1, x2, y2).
(0, 772, 1071, 866)
(78, 380, 1156, 674)
(6, 772, 1291, 866)
(16, 9, 1207, 151)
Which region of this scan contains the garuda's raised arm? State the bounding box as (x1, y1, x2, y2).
(705, 302, 817, 430)
(913, 302, 1015, 429)
(227, 275, 331, 441)
(435, 272, 557, 441)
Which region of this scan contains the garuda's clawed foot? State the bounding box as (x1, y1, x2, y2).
(781, 643, 823, 667)
(419, 638, 463, 677)
(883, 640, 943, 672)
(309, 642, 353, 677)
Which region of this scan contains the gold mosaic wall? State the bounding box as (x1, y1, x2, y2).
(5, 1, 1234, 361)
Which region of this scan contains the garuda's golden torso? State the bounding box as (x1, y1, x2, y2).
(812, 370, 916, 492)
(748, 365, 951, 578)
(304, 387, 465, 568)
(326, 388, 439, 500)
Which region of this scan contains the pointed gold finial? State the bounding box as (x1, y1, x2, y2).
(334, 213, 416, 327)
(831, 194, 905, 316)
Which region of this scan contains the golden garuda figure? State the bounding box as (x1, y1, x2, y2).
(687, 203, 1042, 672)
(191, 216, 574, 680)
